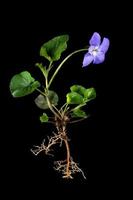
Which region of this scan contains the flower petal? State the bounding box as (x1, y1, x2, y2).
(82, 52, 94, 67)
(89, 32, 101, 46)
(93, 52, 105, 64)
(100, 38, 110, 53)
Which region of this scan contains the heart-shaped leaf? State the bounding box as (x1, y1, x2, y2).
(71, 108, 87, 118)
(10, 71, 40, 97)
(40, 35, 69, 62)
(35, 90, 59, 109)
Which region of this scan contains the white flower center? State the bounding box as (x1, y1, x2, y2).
(89, 46, 99, 57)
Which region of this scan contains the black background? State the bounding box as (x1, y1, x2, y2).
(0, 1, 124, 198)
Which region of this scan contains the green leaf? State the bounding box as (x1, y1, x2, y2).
(10, 71, 40, 97)
(70, 85, 86, 97)
(40, 35, 69, 62)
(36, 63, 48, 77)
(40, 113, 49, 123)
(84, 88, 96, 101)
(66, 92, 84, 104)
(71, 108, 87, 118)
(35, 90, 59, 109)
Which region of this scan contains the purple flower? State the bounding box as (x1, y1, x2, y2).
(83, 32, 110, 67)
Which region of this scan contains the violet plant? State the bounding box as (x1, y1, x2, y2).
(9, 32, 109, 179)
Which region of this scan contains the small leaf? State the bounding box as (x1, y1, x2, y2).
(66, 92, 84, 104)
(84, 88, 96, 101)
(70, 85, 86, 97)
(36, 63, 48, 77)
(40, 113, 49, 123)
(35, 90, 59, 109)
(10, 71, 40, 97)
(40, 35, 69, 62)
(71, 108, 87, 118)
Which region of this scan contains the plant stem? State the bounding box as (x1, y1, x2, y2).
(46, 95, 61, 120)
(46, 61, 52, 89)
(45, 77, 48, 89)
(36, 88, 45, 96)
(60, 103, 67, 112)
(43, 61, 62, 119)
(69, 117, 88, 124)
(52, 104, 62, 117)
(48, 48, 87, 88)
(72, 103, 87, 111)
